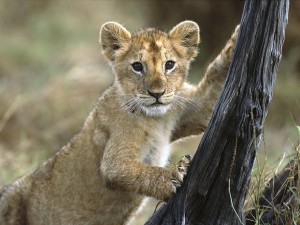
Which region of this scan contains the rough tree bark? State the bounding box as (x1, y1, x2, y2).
(145, 0, 289, 224)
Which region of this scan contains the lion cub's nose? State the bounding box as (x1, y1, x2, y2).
(147, 90, 165, 100)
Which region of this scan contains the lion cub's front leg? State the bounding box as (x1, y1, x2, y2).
(101, 151, 191, 201)
(171, 25, 240, 141)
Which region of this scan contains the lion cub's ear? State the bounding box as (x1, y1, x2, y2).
(169, 21, 200, 59)
(100, 22, 131, 61)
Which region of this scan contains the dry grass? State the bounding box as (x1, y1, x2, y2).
(245, 128, 300, 225)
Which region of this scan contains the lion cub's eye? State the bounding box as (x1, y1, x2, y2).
(131, 62, 144, 73)
(165, 60, 176, 71)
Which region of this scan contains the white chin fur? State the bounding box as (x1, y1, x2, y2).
(141, 105, 171, 116)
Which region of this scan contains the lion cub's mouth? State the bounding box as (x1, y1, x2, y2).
(141, 96, 173, 116)
(149, 102, 164, 107)
(121, 92, 174, 116)
(141, 103, 172, 116)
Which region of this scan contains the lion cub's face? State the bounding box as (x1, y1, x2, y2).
(100, 21, 200, 116)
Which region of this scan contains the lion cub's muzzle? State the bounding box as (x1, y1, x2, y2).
(147, 89, 165, 104)
(136, 90, 174, 116)
(143, 89, 174, 106)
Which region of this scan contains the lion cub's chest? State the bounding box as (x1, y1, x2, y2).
(139, 123, 172, 167)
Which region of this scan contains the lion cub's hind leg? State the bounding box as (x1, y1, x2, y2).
(0, 186, 27, 225)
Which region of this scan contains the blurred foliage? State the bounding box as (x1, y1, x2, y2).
(0, 1, 299, 224)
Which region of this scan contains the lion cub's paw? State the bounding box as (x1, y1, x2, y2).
(231, 25, 240, 43)
(170, 154, 192, 188)
(222, 25, 240, 61)
(159, 155, 191, 202)
(235, 25, 240, 33)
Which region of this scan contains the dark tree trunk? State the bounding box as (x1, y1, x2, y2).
(145, 0, 289, 224)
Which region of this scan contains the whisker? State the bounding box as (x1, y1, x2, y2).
(121, 98, 135, 108)
(173, 95, 198, 111)
(121, 97, 145, 114)
(136, 100, 144, 114)
(173, 98, 190, 111)
(110, 94, 135, 97)
(137, 94, 151, 99)
(131, 99, 142, 112)
(120, 98, 137, 113)
(174, 95, 197, 107)
(170, 101, 181, 114)
(129, 98, 144, 114)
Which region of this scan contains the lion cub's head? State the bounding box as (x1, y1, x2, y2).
(100, 21, 200, 116)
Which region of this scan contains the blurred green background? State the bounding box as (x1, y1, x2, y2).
(0, 1, 299, 224)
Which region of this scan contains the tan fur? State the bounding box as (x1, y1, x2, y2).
(0, 21, 239, 225)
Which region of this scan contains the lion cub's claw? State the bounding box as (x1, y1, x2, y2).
(162, 155, 191, 202)
(171, 154, 192, 188)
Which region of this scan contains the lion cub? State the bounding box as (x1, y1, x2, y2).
(0, 21, 238, 225)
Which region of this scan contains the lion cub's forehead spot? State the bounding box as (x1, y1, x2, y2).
(133, 29, 169, 49)
(131, 29, 174, 61)
(142, 40, 164, 52)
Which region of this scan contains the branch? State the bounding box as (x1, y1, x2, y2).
(145, 0, 289, 224)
